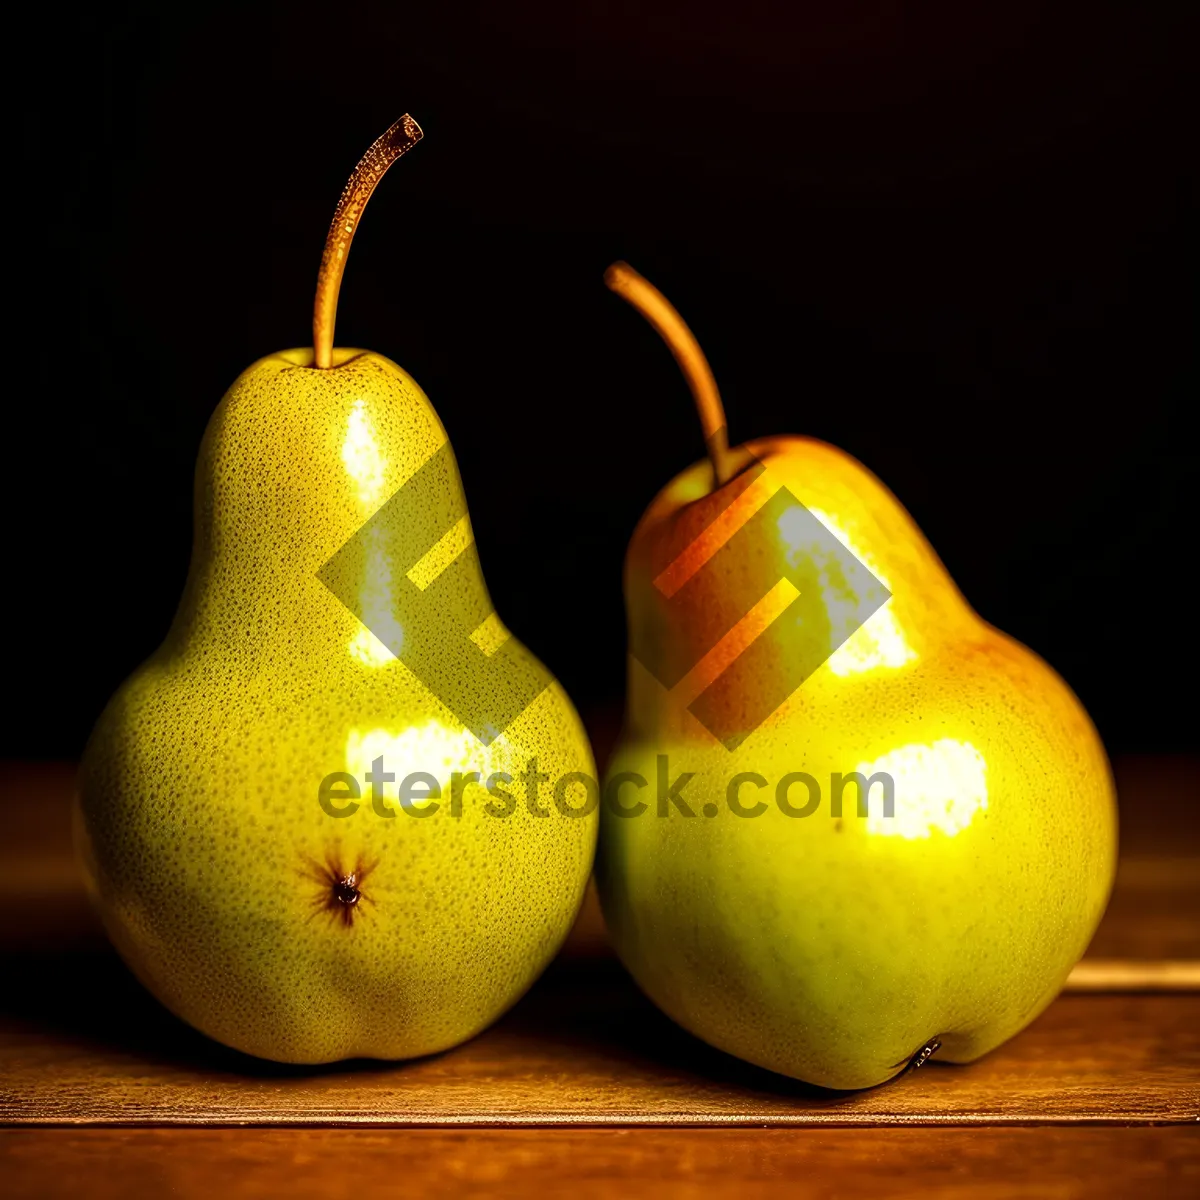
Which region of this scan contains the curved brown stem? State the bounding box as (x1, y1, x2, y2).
(312, 114, 424, 369)
(604, 261, 734, 487)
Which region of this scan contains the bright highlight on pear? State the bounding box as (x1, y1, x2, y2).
(76, 117, 597, 1064)
(598, 262, 1117, 1090)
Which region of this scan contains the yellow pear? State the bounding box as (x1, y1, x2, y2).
(597, 263, 1116, 1090)
(76, 117, 597, 1064)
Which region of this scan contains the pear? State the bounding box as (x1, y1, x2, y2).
(76, 117, 597, 1064)
(597, 263, 1116, 1090)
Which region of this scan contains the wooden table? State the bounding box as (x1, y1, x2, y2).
(1, 755, 1197, 1196)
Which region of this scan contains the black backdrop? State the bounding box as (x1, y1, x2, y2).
(6, 1, 1195, 759)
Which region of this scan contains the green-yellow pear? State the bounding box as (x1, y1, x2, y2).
(76, 117, 597, 1064)
(597, 263, 1117, 1090)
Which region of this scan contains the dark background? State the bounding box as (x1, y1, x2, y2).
(6, 1, 1195, 760)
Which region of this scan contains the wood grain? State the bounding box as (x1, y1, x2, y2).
(0, 757, 1197, 1132)
(2, 1126, 1198, 1199)
(1064, 958, 1200, 991)
(1, 956, 1196, 1126)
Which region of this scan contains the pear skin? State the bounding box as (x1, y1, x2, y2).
(598, 266, 1117, 1091)
(76, 120, 597, 1064)
(78, 347, 597, 1063)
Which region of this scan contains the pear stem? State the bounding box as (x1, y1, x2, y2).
(312, 115, 424, 369)
(604, 261, 734, 487)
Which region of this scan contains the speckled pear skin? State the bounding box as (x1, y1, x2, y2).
(598, 436, 1117, 1090)
(77, 348, 597, 1064)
